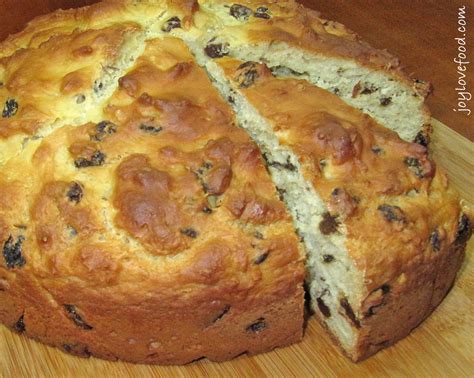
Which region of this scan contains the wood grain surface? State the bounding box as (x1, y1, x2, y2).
(1, 119, 473, 377)
(0, 0, 473, 141)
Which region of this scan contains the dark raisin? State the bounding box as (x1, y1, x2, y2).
(139, 124, 163, 134)
(377, 204, 406, 223)
(13, 315, 25, 333)
(203, 207, 213, 214)
(93, 80, 104, 93)
(414, 131, 429, 147)
(62, 344, 91, 358)
(254, 6, 271, 19)
(455, 213, 472, 245)
(229, 4, 252, 20)
(204, 42, 229, 58)
(254, 251, 269, 265)
(161, 16, 181, 33)
(371, 146, 383, 155)
(263, 154, 296, 171)
(319, 159, 327, 170)
(380, 284, 390, 294)
(319, 212, 339, 235)
(91, 121, 117, 141)
(404, 157, 423, 178)
(246, 318, 266, 333)
(212, 305, 230, 323)
(3, 235, 26, 269)
(323, 254, 334, 263)
(74, 151, 106, 168)
(254, 12, 271, 19)
(235, 61, 259, 88)
(361, 85, 378, 95)
(227, 95, 235, 104)
(429, 229, 441, 252)
(268, 157, 297, 172)
(64, 305, 93, 330)
(75, 94, 86, 104)
(67, 182, 84, 204)
(2, 98, 18, 118)
(180, 228, 198, 238)
(254, 231, 264, 240)
(317, 297, 331, 318)
(380, 97, 392, 106)
(340, 297, 360, 329)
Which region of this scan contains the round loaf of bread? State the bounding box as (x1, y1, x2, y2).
(0, 0, 471, 364)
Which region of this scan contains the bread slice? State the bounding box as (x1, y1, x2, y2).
(183, 49, 470, 360)
(178, 0, 432, 144)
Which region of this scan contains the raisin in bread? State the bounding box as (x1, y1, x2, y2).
(0, 0, 471, 364)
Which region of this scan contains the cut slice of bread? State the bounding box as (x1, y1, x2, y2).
(179, 0, 432, 144)
(182, 45, 469, 360)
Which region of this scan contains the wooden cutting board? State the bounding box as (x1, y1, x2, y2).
(1, 120, 473, 377)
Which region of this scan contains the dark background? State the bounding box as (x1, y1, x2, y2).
(0, 0, 472, 141)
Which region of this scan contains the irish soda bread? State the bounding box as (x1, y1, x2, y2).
(0, 0, 471, 364)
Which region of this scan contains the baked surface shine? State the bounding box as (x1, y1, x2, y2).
(0, 0, 470, 364)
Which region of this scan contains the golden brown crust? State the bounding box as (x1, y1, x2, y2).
(219, 57, 461, 289)
(0, 35, 304, 364)
(217, 57, 469, 361)
(0, 23, 139, 139)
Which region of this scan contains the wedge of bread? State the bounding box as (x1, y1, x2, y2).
(178, 0, 432, 144)
(189, 54, 469, 360)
